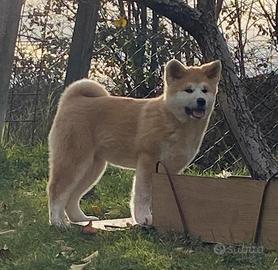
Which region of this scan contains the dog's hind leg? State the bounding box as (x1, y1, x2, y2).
(65, 157, 107, 223)
(47, 167, 78, 229)
(48, 153, 96, 228)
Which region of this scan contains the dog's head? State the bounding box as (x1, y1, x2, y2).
(164, 59, 221, 122)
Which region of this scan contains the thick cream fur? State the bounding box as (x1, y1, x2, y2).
(47, 60, 221, 227)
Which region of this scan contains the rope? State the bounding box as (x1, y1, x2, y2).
(155, 161, 188, 233)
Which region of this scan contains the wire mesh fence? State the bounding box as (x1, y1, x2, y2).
(3, 0, 278, 174)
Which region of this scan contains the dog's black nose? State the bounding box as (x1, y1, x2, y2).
(197, 98, 206, 107)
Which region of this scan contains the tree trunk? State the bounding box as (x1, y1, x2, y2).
(64, 0, 100, 87)
(140, 0, 278, 180)
(0, 0, 23, 140)
(131, 2, 148, 97)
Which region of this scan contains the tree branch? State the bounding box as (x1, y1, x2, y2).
(138, 0, 202, 34)
(258, 0, 276, 30)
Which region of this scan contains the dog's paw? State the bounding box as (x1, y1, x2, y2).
(68, 215, 99, 224)
(50, 217, 71, 231)
(83, 215, 99, 221)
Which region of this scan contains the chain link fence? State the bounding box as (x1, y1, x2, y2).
(3, 0, 278, 173)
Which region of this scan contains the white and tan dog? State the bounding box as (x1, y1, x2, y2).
(47, 59, 221, 228)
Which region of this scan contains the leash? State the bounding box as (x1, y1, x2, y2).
(155, 161, 188, 233)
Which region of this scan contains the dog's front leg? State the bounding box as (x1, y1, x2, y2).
(130, 155, 153, 225)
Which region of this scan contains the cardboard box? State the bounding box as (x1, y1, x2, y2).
(152, 172, 278, 249)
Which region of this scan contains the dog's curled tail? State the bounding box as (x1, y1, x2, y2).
(63, 79, 110, 99)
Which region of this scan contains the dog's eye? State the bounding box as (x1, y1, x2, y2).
(184, 88, 193, 93)
(202, 88, 208, 93)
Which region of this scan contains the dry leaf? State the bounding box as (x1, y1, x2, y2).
(70, 262, 90, 270)
(112, 17, 128, 28)
(18, 213, 24, 226)
(70, 251, 98, 270)
(104, 209, 121, 219)
(175, 247, 194, 255)
(81, 221, 97, 235)
(0, 201, 7, 212)
(82, 250, 98, 262)
(126, 222, 134, 228)
(216, 170, 232, 178)
(55, 240, 65, 245)
(0, 244, 11, 260)
(55, 240, 76, 259)
(0, 229, 16, 235)
(91, 206, 102, 216)
(61, 245, 75, 253)
(10, 210, 24, 226)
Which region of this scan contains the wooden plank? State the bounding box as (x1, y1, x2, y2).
(73, 217, 135, 231)
(152, 174, 266, 245)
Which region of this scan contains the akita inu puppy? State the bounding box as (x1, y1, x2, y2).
(47, 59, 221, 228)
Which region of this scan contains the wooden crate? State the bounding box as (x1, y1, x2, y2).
(152, 173, 278, 249)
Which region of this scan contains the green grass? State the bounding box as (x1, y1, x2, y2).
(0, 144, 277, 270)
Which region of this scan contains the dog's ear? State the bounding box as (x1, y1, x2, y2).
(165, 59, 188, 84)
(202, 60, 222, 81)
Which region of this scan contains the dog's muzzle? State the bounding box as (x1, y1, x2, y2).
(185, 107, 206, 119)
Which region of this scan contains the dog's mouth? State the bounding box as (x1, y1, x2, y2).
(185, 107, 206, 119)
